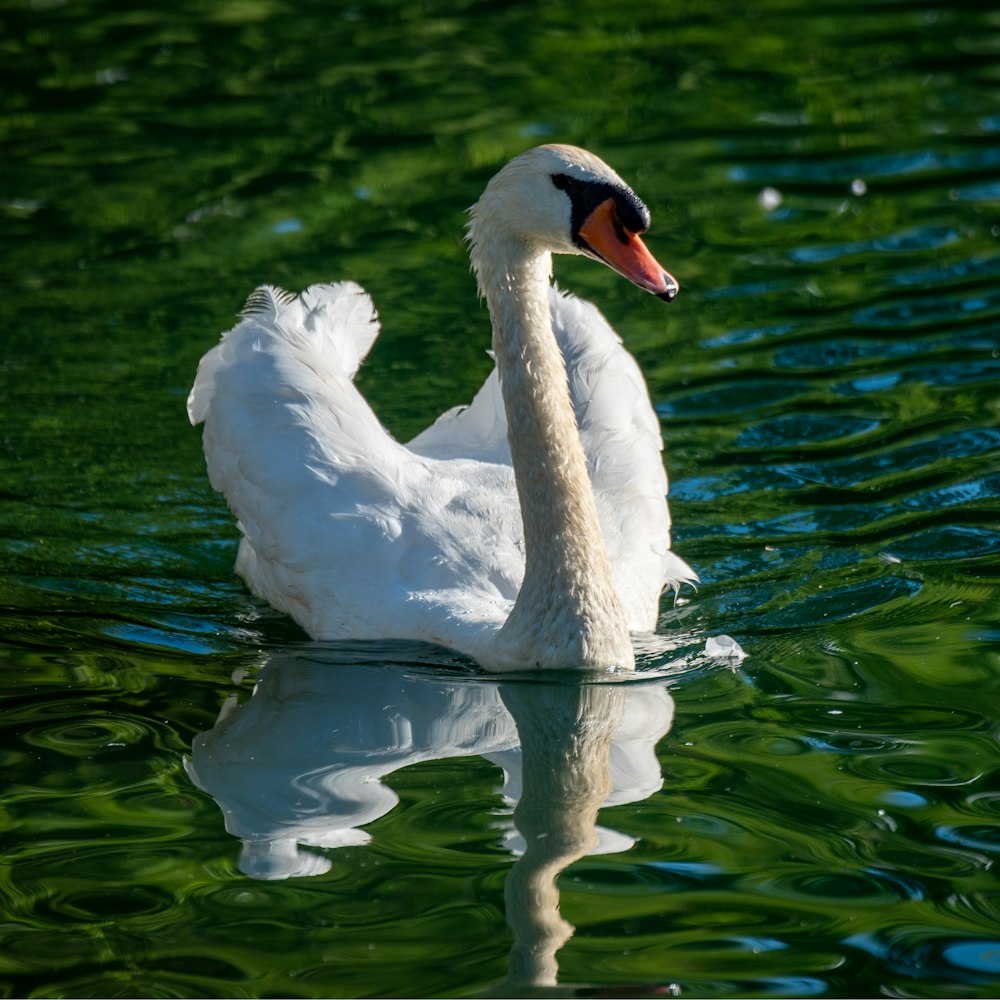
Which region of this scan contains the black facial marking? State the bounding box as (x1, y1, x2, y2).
(551, 172, 651, 247)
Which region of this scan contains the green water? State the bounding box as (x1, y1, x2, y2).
(2, 0, 1000, 996)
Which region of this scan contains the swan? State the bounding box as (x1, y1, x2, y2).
(188, 144, 696, 671)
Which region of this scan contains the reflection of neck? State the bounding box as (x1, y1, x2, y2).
(476, 238, 633, 671)
(497, 683, 626, 991)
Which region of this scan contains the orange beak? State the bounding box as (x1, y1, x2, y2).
(577, 198, 679, 301)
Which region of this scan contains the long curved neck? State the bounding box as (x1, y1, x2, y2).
(475, 242, 633, 670)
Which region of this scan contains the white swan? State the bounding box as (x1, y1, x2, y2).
(188, 144, 696, 671)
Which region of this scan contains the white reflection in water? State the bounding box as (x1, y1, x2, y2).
(187, 647, 677, 991)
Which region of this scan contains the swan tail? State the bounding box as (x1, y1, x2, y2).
(661, 553, 700, 597)
(239, 284, 298, 321)
(188, 281, 380, 428)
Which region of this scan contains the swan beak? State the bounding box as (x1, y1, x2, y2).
(578, 198, 679, 302)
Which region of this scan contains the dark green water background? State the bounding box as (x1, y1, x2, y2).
(2, 0, 1000, 996)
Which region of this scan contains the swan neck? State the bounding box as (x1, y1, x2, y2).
(479, 246, 633, 670)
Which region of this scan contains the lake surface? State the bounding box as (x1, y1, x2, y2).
(2, 0, 999, 996)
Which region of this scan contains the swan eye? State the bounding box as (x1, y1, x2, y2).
(552, 172, 615, 242)
(551, 173, 583, 195)
(551, 172, 599, 213)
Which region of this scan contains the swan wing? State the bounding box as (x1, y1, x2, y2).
(404, 286, 695, 629)
(188, 282, 524, 648)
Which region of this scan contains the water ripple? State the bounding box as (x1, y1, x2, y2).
(789, 225, 961, 264)
(2, 0, 999, 997)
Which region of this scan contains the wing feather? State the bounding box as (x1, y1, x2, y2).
(188, 280, 692, 646)
(403, 285, 695, 627)
(188, 282, 524, 647)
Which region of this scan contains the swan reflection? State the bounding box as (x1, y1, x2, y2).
(187, 644, 677, 990)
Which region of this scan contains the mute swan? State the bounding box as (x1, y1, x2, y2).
(188, 144, 696, 671)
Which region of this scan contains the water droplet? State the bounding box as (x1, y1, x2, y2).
(759, 187, 783, 210)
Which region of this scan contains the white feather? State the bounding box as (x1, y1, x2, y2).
(189, 280, 694, 649)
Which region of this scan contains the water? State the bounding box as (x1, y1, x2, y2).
(2, 0, 999, 995)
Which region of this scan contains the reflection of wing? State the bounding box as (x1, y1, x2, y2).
(185, 654, 518, 879)
(185, 651, 674, 879)
(607, 681, 675, 802)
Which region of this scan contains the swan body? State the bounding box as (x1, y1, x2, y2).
(188, 145, 696, 670)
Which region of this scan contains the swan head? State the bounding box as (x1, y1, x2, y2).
(468, 144, 679, 301)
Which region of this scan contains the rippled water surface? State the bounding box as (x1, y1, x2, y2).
(2, 0, 999, 996)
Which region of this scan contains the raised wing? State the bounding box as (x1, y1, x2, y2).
(188, 282, 524, 646)
(408, 286, 695, 627)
